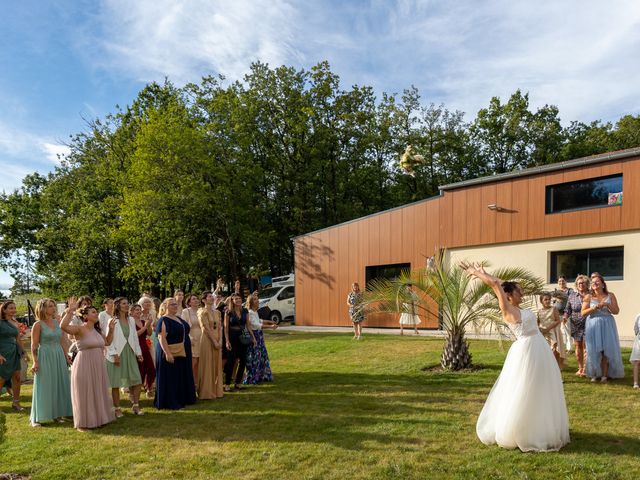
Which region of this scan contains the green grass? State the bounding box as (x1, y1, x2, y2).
(1, 332, 639, 479)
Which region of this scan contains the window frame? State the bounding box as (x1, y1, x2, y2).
(365, 263, 411, 288)
(549, 246, 624, 283)
(545, 173, 623, 215)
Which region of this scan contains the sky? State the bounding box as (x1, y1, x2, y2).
(1, 0, 640, 292)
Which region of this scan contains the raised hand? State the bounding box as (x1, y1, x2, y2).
(67, 296, 79, 311)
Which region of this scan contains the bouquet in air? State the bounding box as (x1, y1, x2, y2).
(399, 145, 425, 177)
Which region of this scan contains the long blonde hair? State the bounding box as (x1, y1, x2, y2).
(34, 298, 56, 321)
(157, 298, 170, 319)
(245, 295, 259, 311)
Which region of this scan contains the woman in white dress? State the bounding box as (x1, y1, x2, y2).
(399, 284, 421, 336)
(463, 263, 570, 452)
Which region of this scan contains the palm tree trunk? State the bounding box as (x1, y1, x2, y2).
(441, 332, 472, 370)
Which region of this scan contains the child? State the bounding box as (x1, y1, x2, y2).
(631, 313, 640, 389)
(537, 292, 566, 368)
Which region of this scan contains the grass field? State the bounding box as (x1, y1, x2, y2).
(1, 332, 639, 479)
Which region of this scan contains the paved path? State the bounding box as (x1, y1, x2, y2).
(276, 324, 635, 347)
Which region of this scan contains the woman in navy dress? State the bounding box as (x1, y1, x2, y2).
(154, 298, 196, 409)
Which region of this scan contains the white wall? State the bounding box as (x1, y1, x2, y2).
(449, 230, 640, 339)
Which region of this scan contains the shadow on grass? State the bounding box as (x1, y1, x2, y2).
(565, 431, 640, 456)
(94, 371, 487, 450)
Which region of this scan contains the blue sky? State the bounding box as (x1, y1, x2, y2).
(2, 0, 640, 292)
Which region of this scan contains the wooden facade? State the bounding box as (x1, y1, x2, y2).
(294, 148, 640, 328)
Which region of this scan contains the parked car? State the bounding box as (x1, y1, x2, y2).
(258, 285, 295, 324)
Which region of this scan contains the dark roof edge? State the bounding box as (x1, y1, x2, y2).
(438, 147, 640, 192)
(292, 193, 442, 240)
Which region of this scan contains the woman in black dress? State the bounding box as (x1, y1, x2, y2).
(223, 294, 255, 391)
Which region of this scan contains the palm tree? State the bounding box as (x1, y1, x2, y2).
(363, 251, 545, 370)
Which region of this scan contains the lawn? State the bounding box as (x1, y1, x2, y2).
(1, 332, 638, 480)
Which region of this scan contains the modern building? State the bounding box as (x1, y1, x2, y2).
(294, 147, 640, 339)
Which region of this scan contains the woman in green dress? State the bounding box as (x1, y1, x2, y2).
(30, 298, 73, 426)
(0, 300, 26, 412)
(105, 297, 144, 417)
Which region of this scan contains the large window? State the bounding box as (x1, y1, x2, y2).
(365, 263, 410, 288)
(545, 174, 622, 214)
(549, 247, 623, 283)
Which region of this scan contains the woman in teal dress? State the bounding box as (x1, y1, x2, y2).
(1, 300, 25, 411)
(30, 298, 73, 426)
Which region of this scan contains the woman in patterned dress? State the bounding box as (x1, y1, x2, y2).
(347, 282, 364, 340)
(244, 294, 277, 385)
(563, 274, 589, 376)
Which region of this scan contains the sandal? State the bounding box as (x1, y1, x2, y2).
(223, 385, 231, 392)
(132, 404, 145, 416)
(11, 402, 25, 412)
(114, 407, 124, 418)
(31, 421, 42, 427)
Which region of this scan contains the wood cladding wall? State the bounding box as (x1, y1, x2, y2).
(295, 155, 640, 328)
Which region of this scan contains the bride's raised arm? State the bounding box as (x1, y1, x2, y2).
(461, 262, 517, 323)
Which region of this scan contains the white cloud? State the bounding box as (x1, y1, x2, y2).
(41, 142, 71, 165)
(0, 121, 69, 191)
(73, 0, 640, 124)
(92, 0, 303, 83)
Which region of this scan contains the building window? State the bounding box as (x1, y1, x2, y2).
(545, 174, 622, 214)
(365, 263, 410, 288)
(549, 247, 623, 283)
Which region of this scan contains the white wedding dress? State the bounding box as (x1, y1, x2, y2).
(476, 308, 570, 452)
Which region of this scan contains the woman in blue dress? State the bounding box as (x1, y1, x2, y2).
(154, 298, 196, 409)
(582, 272, 624, 382)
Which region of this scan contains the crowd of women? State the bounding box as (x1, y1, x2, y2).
(0, 284, 277, 432)
(541, 271, 639, 387)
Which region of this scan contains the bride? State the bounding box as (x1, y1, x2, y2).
(463, 263, 570, 452)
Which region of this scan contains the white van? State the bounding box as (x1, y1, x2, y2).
(271, 274, 294, 286)
(258, 284, 295, 324)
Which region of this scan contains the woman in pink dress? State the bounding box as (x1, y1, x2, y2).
(60, 298, 116, 432)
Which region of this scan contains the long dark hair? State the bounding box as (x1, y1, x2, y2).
(0, 300, 16, 321)
(77, 305, 101, 334)
(113, 297, 129, 319)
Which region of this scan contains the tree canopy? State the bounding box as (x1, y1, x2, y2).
(1, 61, 639, 299)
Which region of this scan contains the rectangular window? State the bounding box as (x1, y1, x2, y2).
(549, 247, 623, 283)
(545, 174, 622, 214)
(365, 263, 410, 288)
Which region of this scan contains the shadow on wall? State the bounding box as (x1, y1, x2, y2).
(295, 236, 335, 289)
